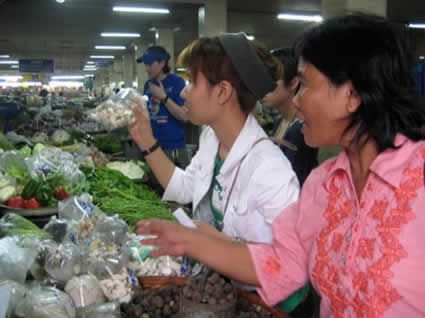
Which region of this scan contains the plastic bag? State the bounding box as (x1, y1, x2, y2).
(0, 280, 27, 318)
(58, 196, 100, 222)
(78, 302, 121, 318)
(0, 237, 38, 284)
(99, 267, 135, 303)
(0, 213, 51, 240)
(25, 147, 85, 184)
(16, 285, 76, 318)
(0, 150, 27, 174)
(93, 213, 129, 246)
(64, 274, 106, 308)
(44, 242, 82, 283)
(89, 88, 148, 130)
(43, 216, 70, 243)
(82, 239, 130, 280)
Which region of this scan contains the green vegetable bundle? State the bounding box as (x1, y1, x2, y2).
(80, 165, 174, 230)
(0, 213, 50, 239)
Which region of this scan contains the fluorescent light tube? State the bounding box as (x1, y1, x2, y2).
(0, 60, 18, 64)
(246, 35, 255, 40)
(420, 56, 425, 60)
(0, 75, 23, 80)
(113, 6, 169, 14)
(0, 55, 10, 58)
(101, 32, 140, 37)
(277, 13, 323, 22)
(176, 68, 187, 72)
(10, 65, 19, 68)
(95, 45, 126, 50)
(51, 75, 85, 80)
(90, 55, 114, 59)
(408, 23, 425, 29)
(87, 61, 95, 64)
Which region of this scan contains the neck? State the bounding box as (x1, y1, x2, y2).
(211, 105, 248, 160)
(155, 72, 167, 81)
(345, 137, 378, 198)
(277, 97, 296, 120)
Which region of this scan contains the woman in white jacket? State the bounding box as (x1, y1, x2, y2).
(129, 34, 299, 243)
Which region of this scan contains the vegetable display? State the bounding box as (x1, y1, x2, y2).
(80, 165, 174, 230)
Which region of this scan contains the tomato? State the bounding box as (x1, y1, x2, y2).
(53, 186, 69, 201)
(7, 196, 25, 208)
(23, 198, 41, 209)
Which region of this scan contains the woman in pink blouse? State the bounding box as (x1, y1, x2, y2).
(136, 14, 425, 317)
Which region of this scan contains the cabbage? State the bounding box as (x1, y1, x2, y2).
(19, 145, 32, 158)
(106, 161, 144, 180)
(33, 143, 46, 155)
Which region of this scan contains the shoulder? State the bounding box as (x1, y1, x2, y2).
(166, 73, 185, 84)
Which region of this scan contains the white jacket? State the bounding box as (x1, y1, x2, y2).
(163, 114, 299, 243)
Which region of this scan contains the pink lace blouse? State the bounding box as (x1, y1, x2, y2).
(249, 135, 425, 317)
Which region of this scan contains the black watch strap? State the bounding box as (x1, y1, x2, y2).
(161, 95, 169, 104)
(141, 141, 160, 156)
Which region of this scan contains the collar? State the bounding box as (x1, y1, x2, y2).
(219, 113, 267, 175)
(324, 134, 413, 191)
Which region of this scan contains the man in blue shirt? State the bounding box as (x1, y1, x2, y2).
(137, 46, 189, 168)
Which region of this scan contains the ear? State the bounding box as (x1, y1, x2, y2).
(216, 80, 234, 105)
(345, 82, 361, 114)
(288, 77, 299, 93)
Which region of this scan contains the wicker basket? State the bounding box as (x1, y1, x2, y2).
(137, 276, 289, 318)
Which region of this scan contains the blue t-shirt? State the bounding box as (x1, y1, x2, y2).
(144, 73, 186, 149)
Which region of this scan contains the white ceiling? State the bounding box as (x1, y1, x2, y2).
(0, 0, 424, 74)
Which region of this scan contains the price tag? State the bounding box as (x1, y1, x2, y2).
(173, 208, 197, 229)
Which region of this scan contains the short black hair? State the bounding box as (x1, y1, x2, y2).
(147, 46, 171, 73)
(270, 48, 297, 86)
(295, 13, 425, 152)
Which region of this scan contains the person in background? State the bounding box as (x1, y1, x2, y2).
(137, 46, 189, 168)
(129, 33, 300, 277)
(136, 14, 425, 318)
(262, 48, 318, 186)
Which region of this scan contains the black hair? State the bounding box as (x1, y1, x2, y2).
(295, 13, 425, 152)
(271, 48, 298, 86)
(147, 46, 171, 73)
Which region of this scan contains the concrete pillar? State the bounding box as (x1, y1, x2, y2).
(134, 40, 149, 94)
(123, 53, 135, 88)
(199, 0, 227, 37)
(113, 59, 123, 89)
(322, 0, 387, 19)
(156, 28, 175, 72)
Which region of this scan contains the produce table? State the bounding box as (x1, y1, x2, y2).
(0, 206, 57, 227)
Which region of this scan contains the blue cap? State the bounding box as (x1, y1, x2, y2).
(136, 50, 169, 64)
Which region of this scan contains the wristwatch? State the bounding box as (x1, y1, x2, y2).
(141, 140, 160, 157)
(161, 95, 169, 104)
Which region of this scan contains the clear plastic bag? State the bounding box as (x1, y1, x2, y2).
(64, 274, 106, 308)
(25, 147, 85, 184)
(58, 196, 100, 222)
(43, 216, 70, 243)
(0, 280, 27, 318)
(44, 242, 82, 283)
(89, 88, 148, 130)
(98, 268, 135, 304)
(0, 213, 51, 240)
(0, 237, 38, 284)
(16, 285, 76, 318)
(82, 239, 130, 280)
(93, 213, 129, 246)
(78, 302, 121, 318)
(0, 150, 27, 174)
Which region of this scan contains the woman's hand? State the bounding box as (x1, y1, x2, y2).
(136, 219, 193, 257)
(149, 81, 167, 100)
(128, 104, 156, 150)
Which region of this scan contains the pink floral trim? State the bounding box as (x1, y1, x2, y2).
(312, 150, 425, 317)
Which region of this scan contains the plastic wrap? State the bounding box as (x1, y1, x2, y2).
(0, 280, 27, 318)
(0, 150, 27, 174)
(58, 196, 100, 222)
(44, 242, 82, 283)
(82, 239, 130, 280)
(99, 267, 135, 303)
(93, 213, 128, 246)
(78, 302, 121, 318)
(89, 88, 148, 130)
(43, 216, 69, 243)
(0, 237, 37, 284)
(0, 213, 51, 240)
(25, 147, 85, 184)
(64, 274, 106, 308)
(16, 285, 76, 318)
